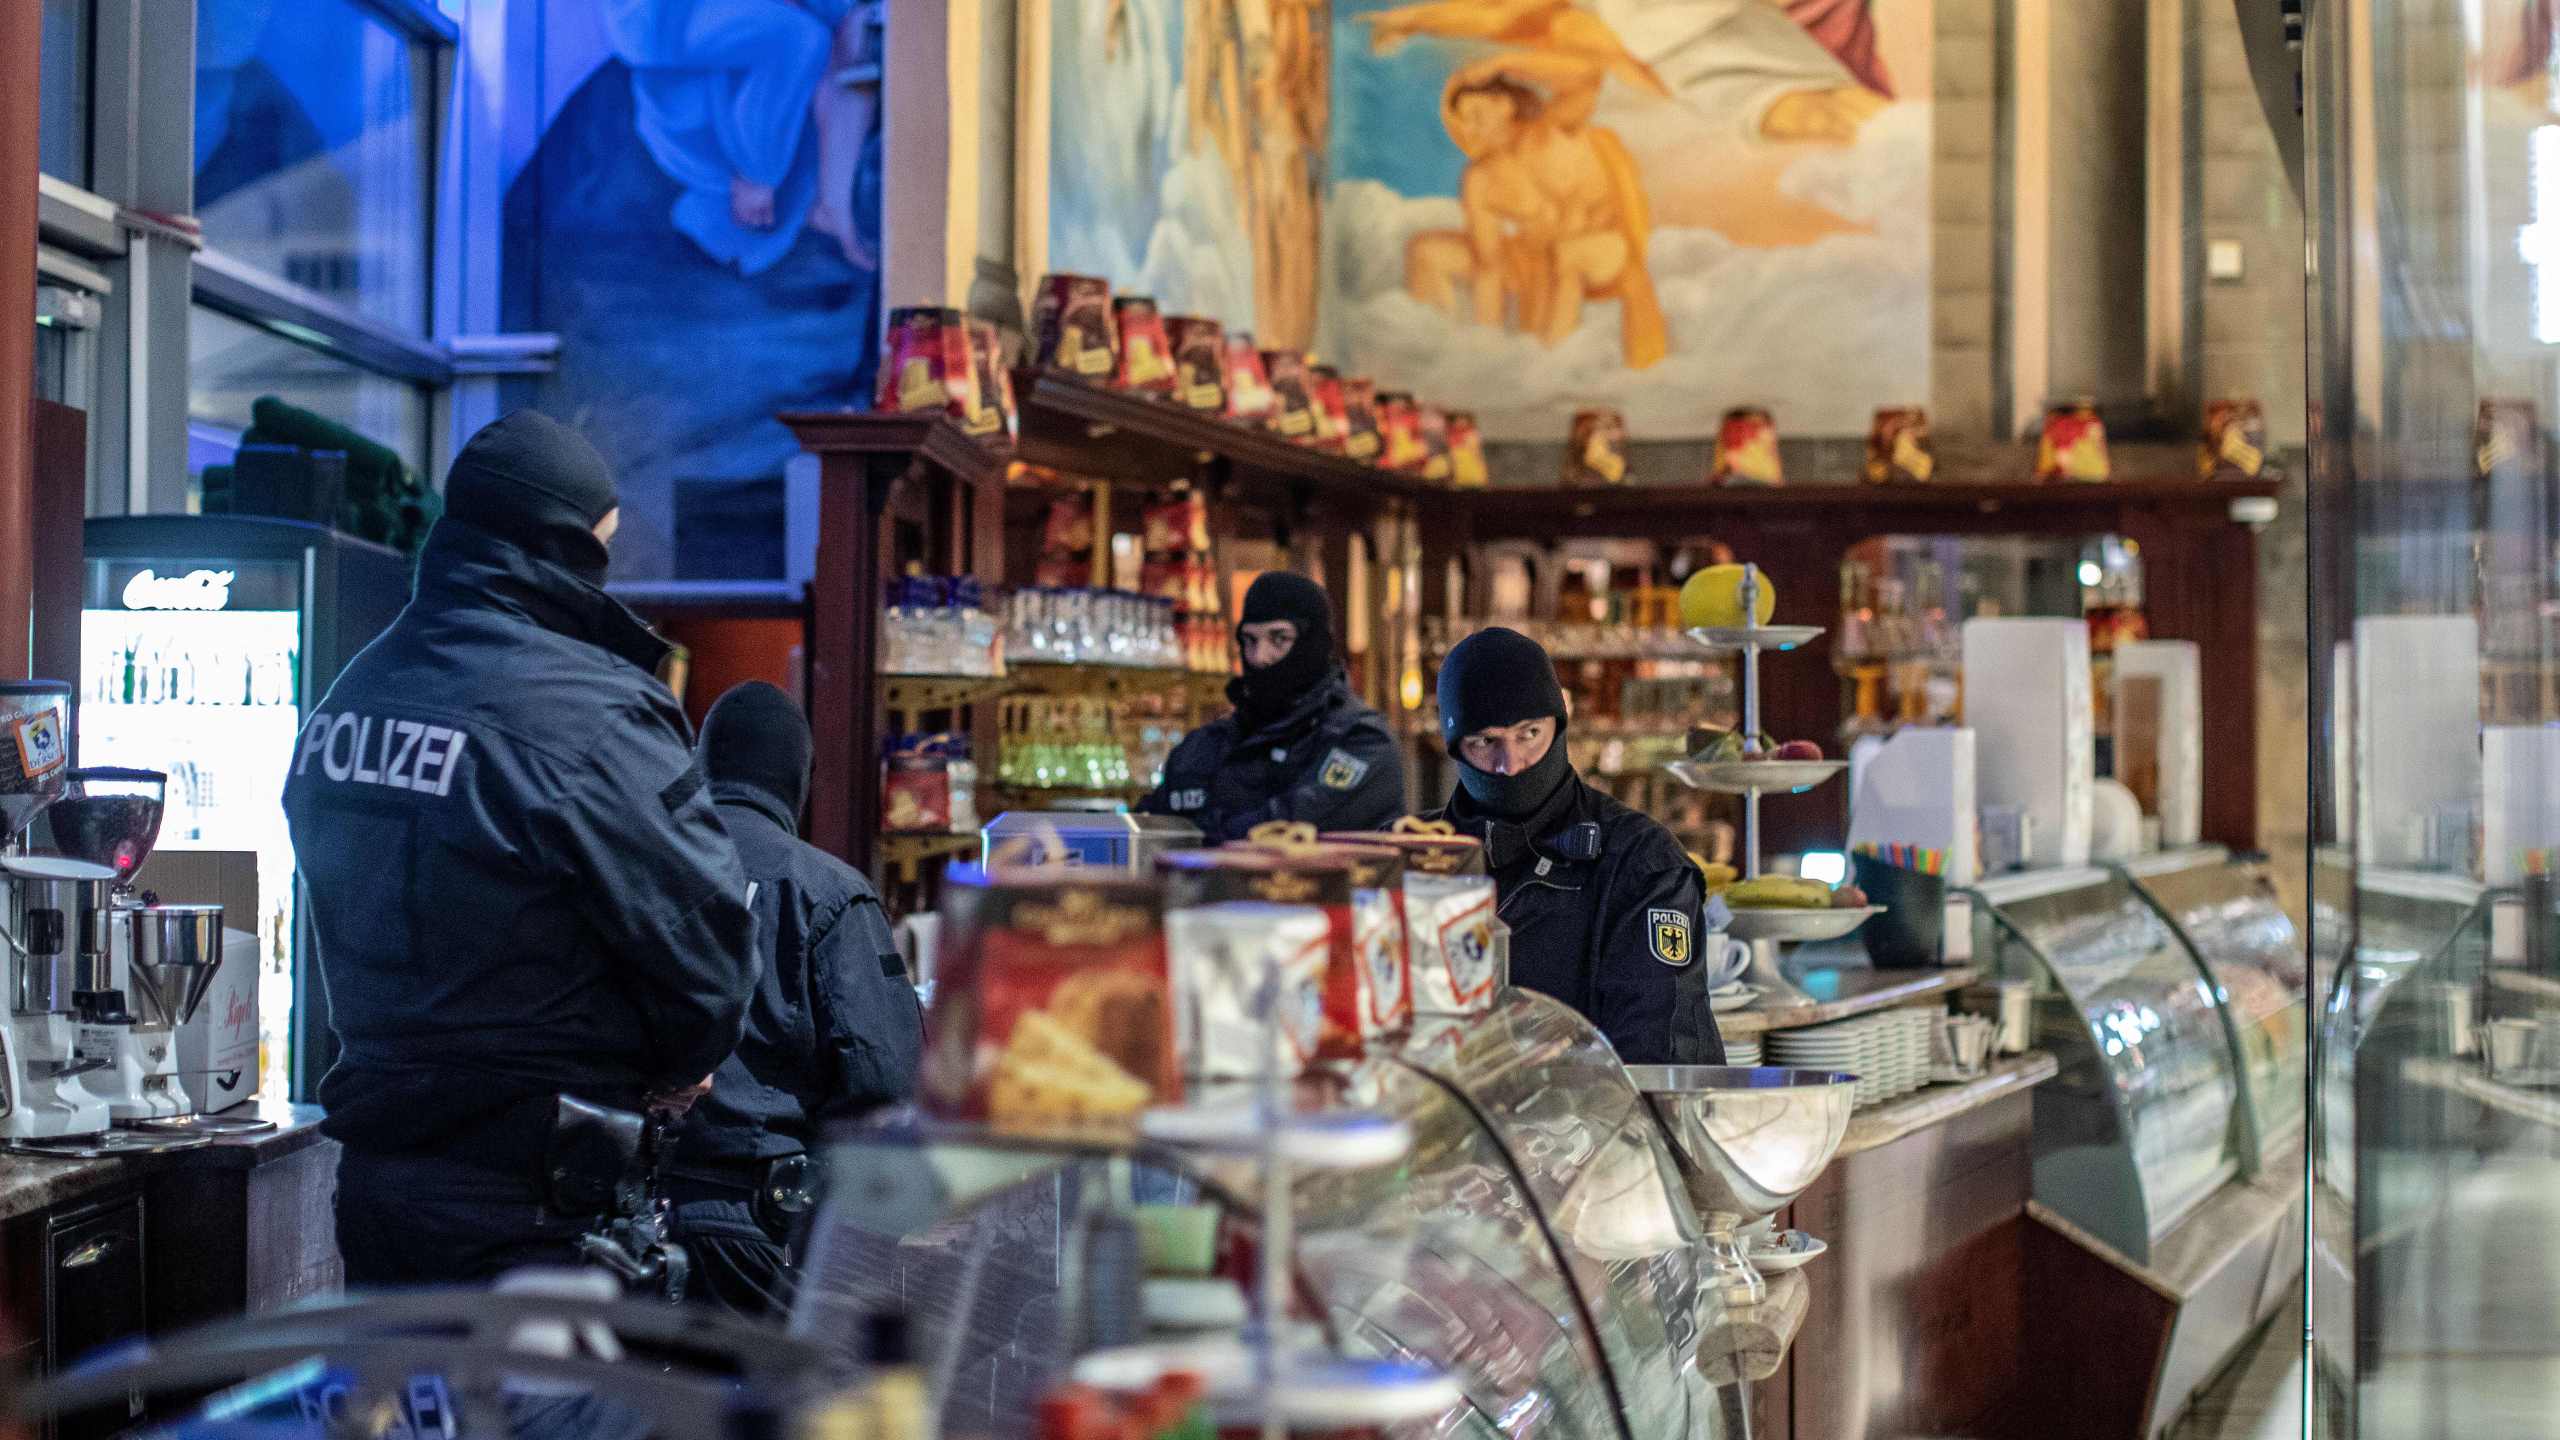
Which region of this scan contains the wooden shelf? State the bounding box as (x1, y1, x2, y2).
(1015, 370, 1430, 513)
(987, 785, 1149, 807)
(1008, 661, 1223, 699)
(881, 673, 1016, 714)
(874, 830, 981, 885)
(776, 410, 1010, 487)
(1461, 477, 2283, 541)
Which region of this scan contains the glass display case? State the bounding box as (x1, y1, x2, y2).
(796, 991, 1734, 1440)
(1971, 866, 2245, 1263)
(2123, 848, 2311, 1171)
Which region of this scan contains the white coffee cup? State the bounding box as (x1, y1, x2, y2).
(2487, 1017, 2540, 1079)
(1702, 931, 1752, 990)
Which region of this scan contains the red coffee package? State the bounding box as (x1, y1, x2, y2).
(925, 867, 1178, 1133)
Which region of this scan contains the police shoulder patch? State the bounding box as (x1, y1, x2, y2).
(1648, 908, 1693, 967)
(1319, 747, 1370, 791)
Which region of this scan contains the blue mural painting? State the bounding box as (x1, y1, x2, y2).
(502, 0, 887, 581)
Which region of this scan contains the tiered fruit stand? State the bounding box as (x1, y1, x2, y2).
(1665, 565, 1880, 959)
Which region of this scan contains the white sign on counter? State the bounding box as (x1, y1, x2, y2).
(1962, 618, 2093, 869)
(1848, 726, 1979, 885)
(2354, 615, 2480, 871)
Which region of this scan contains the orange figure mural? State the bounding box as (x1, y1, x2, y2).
(1369, 2, 1671, 367)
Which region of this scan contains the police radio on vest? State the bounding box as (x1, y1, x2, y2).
(122, 568, 236, 612)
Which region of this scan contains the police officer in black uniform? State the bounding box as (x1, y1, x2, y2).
(670, 681, 924, 1319)
(1426, 627, 1724, 1066)
(1137, 572, 1404, 840)
(284, 410, 760, 1287)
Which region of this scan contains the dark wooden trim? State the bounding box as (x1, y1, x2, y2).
(775, 411, 1009, 488)
(1460, 477, 2283, 541)
(30, 400, 87, 689)
(789, 414, 1009, 874)
(2020, 1207, 2178, 1438)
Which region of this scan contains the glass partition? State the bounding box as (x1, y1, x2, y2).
(2307, 0, 2560, 1431)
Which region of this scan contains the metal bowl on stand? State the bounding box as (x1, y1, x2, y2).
(1624, 1065, 1858, 1306)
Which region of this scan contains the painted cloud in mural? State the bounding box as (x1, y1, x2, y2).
(1324, 0, 1932, 440)
(1048, 0, 1257, 328)
(1047, 0, 1330, 346)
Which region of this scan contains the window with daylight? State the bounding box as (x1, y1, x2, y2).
(194, 0, 436, 331)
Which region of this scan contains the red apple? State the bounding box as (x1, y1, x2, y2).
(1775, 740, 1824, 762)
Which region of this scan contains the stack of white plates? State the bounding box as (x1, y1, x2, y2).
(1767, 1009, 1944, 1108)
(1724, 1036, 1763, 1067)
(1897, 1009, 1937, 1092)
(1765, 1022, 1866, 1101)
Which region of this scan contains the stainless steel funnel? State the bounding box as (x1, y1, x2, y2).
(127, 904, 223, 1029)
(1626, 1065, 1857, 1305)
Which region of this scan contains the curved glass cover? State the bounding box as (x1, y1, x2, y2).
(1979, 870, 2243, 1256)
(2131, 856, 2311, 1165)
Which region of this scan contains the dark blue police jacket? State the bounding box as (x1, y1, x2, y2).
(282, 519, 759, 1158)
(1428, 772, 1727, 1068)
(1136, 672, 1406, 841)
(674, 783, 923, 1175)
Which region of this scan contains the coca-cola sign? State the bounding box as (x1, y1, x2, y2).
(121, 568, 237, 612)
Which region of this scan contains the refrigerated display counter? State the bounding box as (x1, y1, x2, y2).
(2123, 847, 2309, 1176)
(794, 991, 1750, 1439)
(1971, 857, 2308, 1439)
(1972, 864, 2249, 1260)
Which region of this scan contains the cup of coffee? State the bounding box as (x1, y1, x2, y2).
(2487, 1017, 2540, 1079)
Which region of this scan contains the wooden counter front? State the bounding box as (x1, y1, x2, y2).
(1761, 1055, 2056, 1440)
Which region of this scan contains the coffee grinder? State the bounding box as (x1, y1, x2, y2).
(0, 681, 121, 1152)
(48, 767, 269, 1144)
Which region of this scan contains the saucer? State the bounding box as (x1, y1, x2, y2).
(1749, 1230, 1828, 1273)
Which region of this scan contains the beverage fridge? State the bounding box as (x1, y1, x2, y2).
(76, 516, 411, 1103)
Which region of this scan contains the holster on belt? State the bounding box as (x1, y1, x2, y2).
(542, 1094, 647, 1217)
(670, 1152, 817, 1238)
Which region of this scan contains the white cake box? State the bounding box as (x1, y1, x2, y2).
(2114, 640, 2204, 848)
(1848, 726, 1980, 886)
(2353, 616, 2480, 871)
(1962, 618, 2093, 870)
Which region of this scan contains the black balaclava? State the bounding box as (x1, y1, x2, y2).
(1231, 571, 1336, 728)
(440, 409, 620, 586)
(1439, 626, 1573, 820)
(699, 681, 813, 826)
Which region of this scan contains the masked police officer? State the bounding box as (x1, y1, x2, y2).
(1426, 627, 1725, 1066)
(1137, 572, 1404, 841)
(670, 681, 924, 1319)
(285, 410, 760, 1287)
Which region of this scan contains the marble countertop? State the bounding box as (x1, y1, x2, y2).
(1835, 1050, 2059, 1157)
(0, 1096, 328, 1223)
(1719, 965, 1980, 1037)
(2405, 1055, 2560, 1129)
